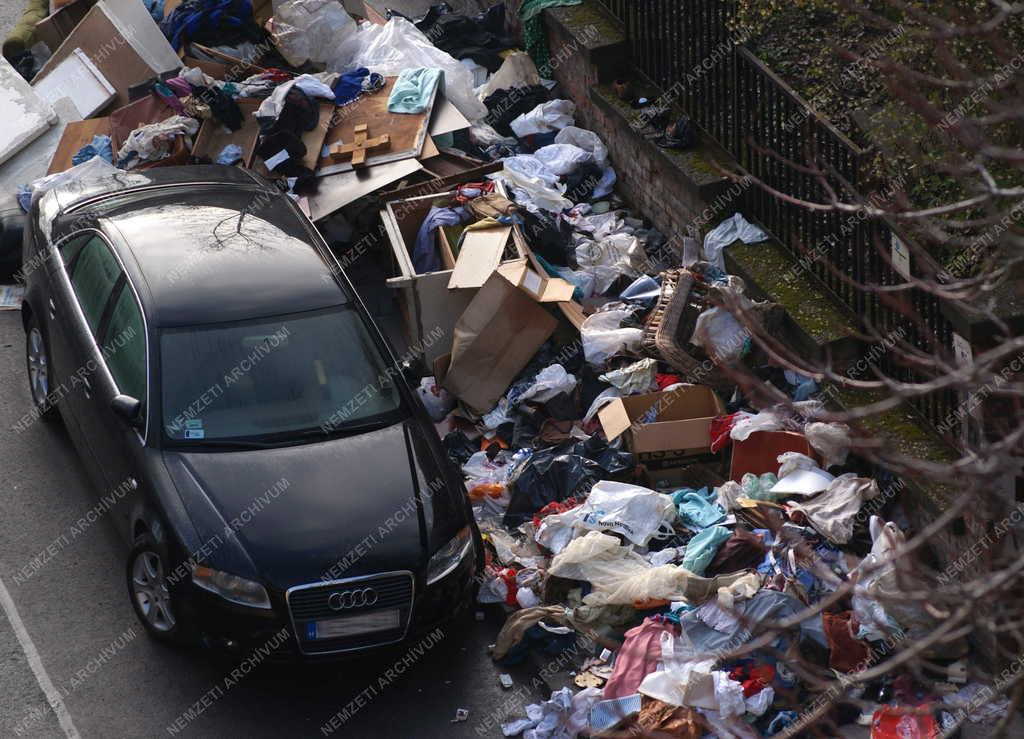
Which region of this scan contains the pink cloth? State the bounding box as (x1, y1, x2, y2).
(603, 618, 676, 699)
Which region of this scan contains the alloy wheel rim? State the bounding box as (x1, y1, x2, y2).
(27, 328, 49, 407)
(131, 551, 176, 632)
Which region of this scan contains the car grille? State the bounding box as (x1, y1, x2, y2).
(286, 572, 414, 655)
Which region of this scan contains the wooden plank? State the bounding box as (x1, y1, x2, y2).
(191, 99, 259, 166)
(447, 225, 512, 289)
(317, 76, 434, 176)
(300, 101, 336, 172)
(47, 116, 111, 174)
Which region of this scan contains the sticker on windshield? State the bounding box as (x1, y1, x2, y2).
(185, 419, 203, 430)
(184, 427, 205, 439)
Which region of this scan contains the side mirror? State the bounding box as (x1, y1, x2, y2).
(111, 394, 143, 427)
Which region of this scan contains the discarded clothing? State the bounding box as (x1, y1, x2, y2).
(332, 67, 369, 106)
(161, 0, 263, 51)
(823, 611, 870, 673)
(412, 206, 471, 274)
(116, 116, 199, 169)
(415, 9, 512, 72)
(673, 487, 726, 531)
(706, 528, 766, 576)
(216, 143, 243, 165)
(788, 475, 880, 544)
(636, 697, 702, 738)
(603, 618, 676, 699)
(598, 357, 657, 394)
(71, 135, 113, 166)
(387, 67, 442, 114)
(681, 526, 732, 576)
(520, 0, 583, 77)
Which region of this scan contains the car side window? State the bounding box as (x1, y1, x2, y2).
(68, 236, 123, 336)
(102, 284, 147, 403)
(58, 234, 92, 269)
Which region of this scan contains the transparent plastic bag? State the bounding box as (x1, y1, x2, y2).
(509, 99, 575, 137)
(581, 307, 643, 366)
(271, 0, 357, 68)
(417, 376, 454, 421)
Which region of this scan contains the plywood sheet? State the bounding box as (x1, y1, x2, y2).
(47, 116, 111, 174)
(448, 226, 511, 289)
(317, 76, 434, 176)
(302, 102, 336, 171)
(192, 99, 260, 166)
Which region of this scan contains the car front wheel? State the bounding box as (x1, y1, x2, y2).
(127, 533, 192, 645)
(25, 315, 58, 422)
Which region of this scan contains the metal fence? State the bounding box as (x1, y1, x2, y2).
(598, 0, 960, 440)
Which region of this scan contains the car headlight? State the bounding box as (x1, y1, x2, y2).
(191, 565, 272, 609)
(426, 526, 474, 586)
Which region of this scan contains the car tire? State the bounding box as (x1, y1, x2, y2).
(126, 532, 193, 645)
(25, 314, 59, 423)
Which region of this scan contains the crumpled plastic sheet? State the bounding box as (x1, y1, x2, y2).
(417, 376, 454, 421)
(789, 474, 879, 544)
(730, 410, 788, 441)
(702, 212, 769, 270)
(582, 388, 621, 424)
(117, 116, 200, 168)
(805, 421, 851, 468)
(532, 143, 594, 176)
(575, 233, 648, 288)
(777, 451, 820, 479)
(510, 99, 576, 137)
(18, 157, 128, 212)
(581, 306, 644, 366)
(692, 306, 748, 364)
(598, 357, 658, 394)
(501, 686, 602, 739)
(554, 126, 608, 166)
(270, 0, 357, 68)
(549, 532, 719, 606)
(715, 480, 744, 511)
(490, 155, 573, 213)
(514, 364, 578, 407)
(334, 17, 487, 121)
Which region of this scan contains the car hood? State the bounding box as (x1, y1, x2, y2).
(162, 421, 436, 591)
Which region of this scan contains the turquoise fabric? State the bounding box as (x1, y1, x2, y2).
(672, 487, 725, 532)
(680, 526, 732, 576)
(387, 67, 443, 114)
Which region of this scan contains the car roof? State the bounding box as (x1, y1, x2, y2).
(54, 169, 350, 327)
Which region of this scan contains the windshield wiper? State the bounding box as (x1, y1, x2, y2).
(177, 438, 280, 450)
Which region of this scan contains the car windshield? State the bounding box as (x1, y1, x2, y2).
(160, 306, 403, 444)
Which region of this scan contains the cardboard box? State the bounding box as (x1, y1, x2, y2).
(437, 271, 558, 415)
(599, 386, 726, 468)
(729, 430, 817, 481)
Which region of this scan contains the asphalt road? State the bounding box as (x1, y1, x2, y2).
(0, 311, 539, 739)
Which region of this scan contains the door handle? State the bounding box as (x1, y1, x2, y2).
(48, 298, 56, 320)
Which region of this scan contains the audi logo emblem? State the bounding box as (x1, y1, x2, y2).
(327, 587, 378, 611)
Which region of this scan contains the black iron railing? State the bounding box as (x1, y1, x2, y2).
(598, 0, 961, 440)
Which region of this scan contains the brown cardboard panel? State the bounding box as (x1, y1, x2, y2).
(599, 386, 726, 460)
(191, 99, 260, 166)
(34, 6, 154, 110)
(729, 431, 816, 482)
(447, 225, 511, 289)
(46, 116, 111, 174)
(300, 102, 336, 171)
(109, 94, 176, 152)
(34, 0, 97, 52)
(497, 259, 576, 303)
(441, 273, 558, 414)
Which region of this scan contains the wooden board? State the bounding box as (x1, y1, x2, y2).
(317, 76, 435, 176)
(109, 94, 176, 152)
(448, 225, 512, 289)
(300, 102, 336, 172)
(191, 99, 260, 166)
(33, 6, 153, 110)
(47, 116, 111, 174)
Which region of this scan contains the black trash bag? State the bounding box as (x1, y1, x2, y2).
(502, 437, 634, 528)
(443, 431, 477, 466)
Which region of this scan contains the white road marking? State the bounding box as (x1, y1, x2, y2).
(0, 575, 81, 738)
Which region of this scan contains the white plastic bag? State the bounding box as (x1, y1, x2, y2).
(581, 308, 643, 366)
(489, 155, 572, 213)
(532, 143, 593, 176)
(416, 376, 454, 421)
(334, 17, 487, 121)
(515, 364, 577, 406)
(599, 357, 658, 394)
(806, 421, 851, 468)
(702, 212, 769, 270)
(777, 451, 820, 479)
(509, 99, 575, 137)
(535, 505, 586, 553)
(576, 481, 676, 546)
(554, 126, 608, 165)
(270, 0, 357, 68)
(691, 306, 748, 363)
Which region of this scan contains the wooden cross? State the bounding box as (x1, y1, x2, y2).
(328, 123, 390, 167)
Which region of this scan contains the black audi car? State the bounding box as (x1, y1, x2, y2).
(20, 166, 479, 658)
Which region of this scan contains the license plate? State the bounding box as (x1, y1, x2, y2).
(306, 609, 400, 640)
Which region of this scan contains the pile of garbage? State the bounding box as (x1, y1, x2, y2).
(1, 0, 1009, 736)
